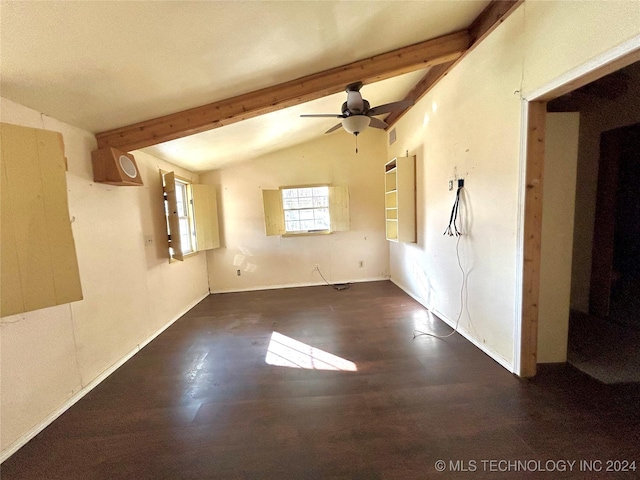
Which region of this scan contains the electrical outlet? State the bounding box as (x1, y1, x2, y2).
(315, 263, 320, 269)
(144, 235, 154, 247)
(236, 269, 241, 276)
(448, 180, 453, 191)
(358, 260, 364, 268)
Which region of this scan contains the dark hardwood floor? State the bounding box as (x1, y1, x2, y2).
(568, 310, 640, 384)
(3, 281, 639, 479)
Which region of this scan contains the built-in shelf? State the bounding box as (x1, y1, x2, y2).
(384, 156, 416, 243)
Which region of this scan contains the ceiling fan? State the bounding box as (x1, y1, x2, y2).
(300, 81, 414, 137)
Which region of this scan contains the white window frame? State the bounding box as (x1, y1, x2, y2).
(262, 184, 350, 237)
(162, 171, 221, 262)
(175, 177, 197, 254)
(281, 185, 331, 234)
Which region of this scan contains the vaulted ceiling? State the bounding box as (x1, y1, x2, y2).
(1, 1, 518, 171)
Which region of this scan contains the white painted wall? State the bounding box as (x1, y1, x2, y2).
(201, 131, 390, 292)
(0, 98, 209, 459)
(387, 8, 524, 367)
(521, 1, 640, 96)
(386, 1, 639, 369)
(1, 0, 638, 461)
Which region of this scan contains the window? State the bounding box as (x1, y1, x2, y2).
(164, 173, 196, 259)
(282, 186, 330, 233)
(162, 171, 221, 261)
(262, 185, 350, 236)
(174, 178, 196, 254)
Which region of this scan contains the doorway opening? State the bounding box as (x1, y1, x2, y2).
(593, 124, 640, 327)
(544, 62, 640, 383)
(519, 45, 640, 378)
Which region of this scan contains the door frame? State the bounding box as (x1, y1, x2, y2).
(514, 36, 640, 377)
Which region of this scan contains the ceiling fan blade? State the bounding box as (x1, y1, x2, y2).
(300, 114, 343, 118)
(369, 117, 388, 129)
(325, 123, 343, 134)
(346, 90, 365, 114)
(367, 99, 414, 116)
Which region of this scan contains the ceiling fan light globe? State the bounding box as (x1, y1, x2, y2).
(342, 115, 370, 135)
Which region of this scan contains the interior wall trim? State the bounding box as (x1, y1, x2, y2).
(526, 34, 640, 102)
(0, 292, 209, 464)
(512, 97, 530, 377)
(208, 277, 389, 294)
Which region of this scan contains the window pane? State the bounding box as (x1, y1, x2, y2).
(298, 196, 313, 208)
(283, 198, 299, 210)
(282, 186, 330, 233)
(286, 221, 300, 231)
(284, 210, 299, 221)
(299, 209, 314, 221)
(313, 196, 328, 207)
(282, 189, 298, 199)
(300, 219, 315, 231)
(176, 200, 185, 217)
(179, 217, 190, 250)
(315, 208, 329, 223)
(176, 183, 188, 217)
(181, 234, 190, 248)
(315, 219, 330, 230)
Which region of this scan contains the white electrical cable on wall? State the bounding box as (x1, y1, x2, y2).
(414, 185, 467, 339)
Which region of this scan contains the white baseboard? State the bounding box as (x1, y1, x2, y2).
(0, 292, 209, 464)
(390, 278, 514, 373)
(210, 276, 388, 294)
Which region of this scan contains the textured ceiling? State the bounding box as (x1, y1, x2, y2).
(1, 1, 490, 171)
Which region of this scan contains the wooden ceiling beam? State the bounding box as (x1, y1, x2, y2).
(96, 31, 470, 151)
(384, 0, 523, 128)
(468, 0, 523, 46)
(383, 61, 455, 126)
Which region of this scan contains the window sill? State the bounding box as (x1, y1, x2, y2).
(168, 251, 199, 263)
(282, 230, 331, 238)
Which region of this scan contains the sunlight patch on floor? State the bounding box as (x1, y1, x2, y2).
(265, 331, 357, 371)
